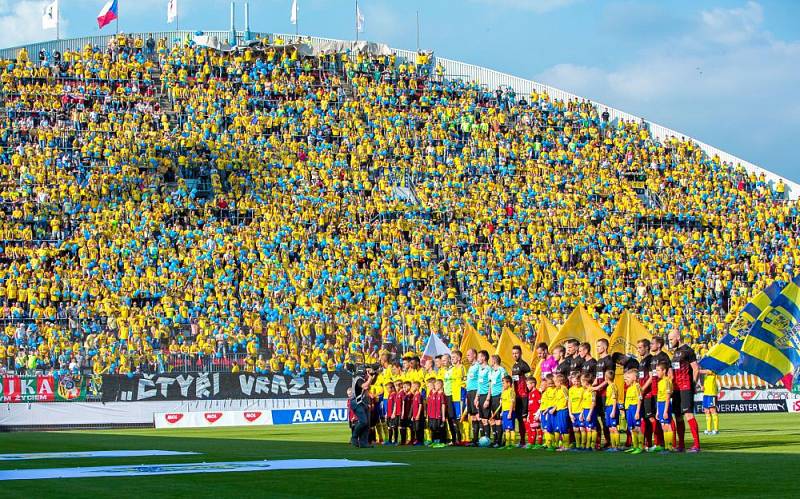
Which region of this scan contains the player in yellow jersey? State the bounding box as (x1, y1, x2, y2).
(500, 375, 516, 449)
(444, 351, 467, 445)
(655, 361, 673, 453)
(579, 374, 597, 451)
(552, 373, 570, 451)
(371, 365, 386, 444)
(700, 369, 719, 435)
(603, 370, 621, 452)
(567, 373, 585, 449)
(538, 375, 555, 449)
(623, 368, 644, 454)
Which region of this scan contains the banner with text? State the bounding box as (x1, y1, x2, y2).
(101, 372, 353, 402)
(153, 408, 349, 428)
(1, 375, 87, 403)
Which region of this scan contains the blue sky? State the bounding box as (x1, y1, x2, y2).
(2, 0, 799, 181)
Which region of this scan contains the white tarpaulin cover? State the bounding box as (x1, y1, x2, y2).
(308, 40, 392, 56)
(191, 35, 391, 57)
(0, 459, 405, 481)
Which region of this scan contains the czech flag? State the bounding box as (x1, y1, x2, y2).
(97, 0, 118, 29)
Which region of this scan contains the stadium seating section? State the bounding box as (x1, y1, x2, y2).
(0, 34, 795, 376)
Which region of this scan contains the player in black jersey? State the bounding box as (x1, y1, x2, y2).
(644, 337, 671, 451)
(566, 339, 584, 374)
(635, 339, 654, 448)
(554, 346, 571, 379)
(594, 339, 614, 448)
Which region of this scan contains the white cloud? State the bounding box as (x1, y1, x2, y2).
(0, 0, 65, 47)
(535, 1, 800, 178)
(701, 0, 764, 45)
(469, 0, 582, 14)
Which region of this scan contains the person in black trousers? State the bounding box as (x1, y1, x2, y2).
(350, 369, 375, 448)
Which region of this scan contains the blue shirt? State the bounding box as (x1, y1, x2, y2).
(489, 366, 507, 396)
(477, 365, 491, 395)
(466, 363, 480, 391)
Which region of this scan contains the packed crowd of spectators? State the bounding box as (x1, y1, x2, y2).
(0, 33, 795, 378)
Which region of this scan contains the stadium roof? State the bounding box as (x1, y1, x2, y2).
(3, 30, 796, 199)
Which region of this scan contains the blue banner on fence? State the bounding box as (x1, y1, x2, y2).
(271, 408, 349, 425)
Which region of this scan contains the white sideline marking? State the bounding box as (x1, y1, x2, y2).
(0, 459, 405, 480)
(0, 450, 199, 461)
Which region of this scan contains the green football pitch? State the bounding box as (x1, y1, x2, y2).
(1, 413, 799, 498)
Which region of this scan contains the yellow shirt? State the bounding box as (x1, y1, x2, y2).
(540, 387, 555, 411)
(568, 386, 584, 413)
(580, 387, 595, 411)
(657, 377, 673, 402)
(703, 373, 718, 396)
(446, 364, 466, 401)
(553, 386, 568, 411)
(381, 371, 396, 399)
(501, 386, 515, 411)
(605, 384, 618, 407)
(624, 383, 642, 409)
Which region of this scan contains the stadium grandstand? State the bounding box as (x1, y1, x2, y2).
(0, 28, 798, 381)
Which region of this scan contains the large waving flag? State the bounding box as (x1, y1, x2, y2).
(739, 275, 800, 384)
(460, 322, 494, 356)
(495, 327, 534, 370)
(609, 310, 651, 355)
(535, 315, 558, 346)
(548, 304, 605, 350)
(699, 281, 784, 373)
(97, 0, 119, 29)
(422, 333, 451, 362)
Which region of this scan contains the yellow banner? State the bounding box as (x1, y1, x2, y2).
(609, 310, 651, 355)
(548, 304, 605, 350)
(496, 327, 535, 370)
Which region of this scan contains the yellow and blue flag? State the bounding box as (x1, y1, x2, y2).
(739, 274, 800, 384)
(699, 281, 783, 373)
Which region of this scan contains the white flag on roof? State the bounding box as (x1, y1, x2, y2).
(356, 3, 365, 33)
(290, 0, 298, 25)
(167, 0, 178, 24)
(42, 0, 58, 30)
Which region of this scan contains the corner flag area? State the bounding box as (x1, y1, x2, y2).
(1, 414, 798, 497)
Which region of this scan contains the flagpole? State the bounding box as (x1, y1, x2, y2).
(296, 1, 299, 36)
(355, 0, 358, 42)
(56, 3, 60, 40)
(416, 10, 419, 52)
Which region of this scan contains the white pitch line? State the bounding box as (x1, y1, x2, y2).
(0, 459, 406, 481)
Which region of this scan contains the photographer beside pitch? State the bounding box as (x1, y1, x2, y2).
(349, 366, 375, 448)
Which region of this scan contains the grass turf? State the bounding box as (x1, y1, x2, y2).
(1, 413, 799, 498)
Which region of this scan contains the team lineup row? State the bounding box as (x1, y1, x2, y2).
(350, 330, 718, 452)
